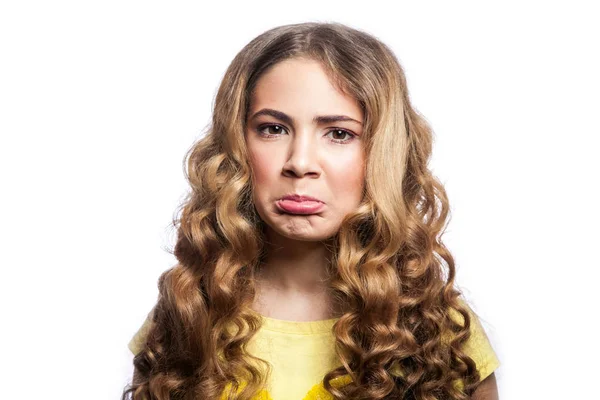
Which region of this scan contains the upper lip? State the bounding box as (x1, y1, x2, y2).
(280, 193, 323, 203)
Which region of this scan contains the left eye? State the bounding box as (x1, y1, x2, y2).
(328, 129, 352, 141)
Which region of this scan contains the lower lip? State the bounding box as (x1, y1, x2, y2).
(276, 199, 325, 215)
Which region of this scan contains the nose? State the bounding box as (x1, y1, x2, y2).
(281, 130, 321, 179)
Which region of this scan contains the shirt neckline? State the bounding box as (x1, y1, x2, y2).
(248, 309, 340, 334)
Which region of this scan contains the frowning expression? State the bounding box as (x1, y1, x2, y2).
(245, 57, 366, 241)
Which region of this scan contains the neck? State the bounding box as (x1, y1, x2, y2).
(256, 228, 334, 294)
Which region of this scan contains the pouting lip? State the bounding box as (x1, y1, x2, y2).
(279, 193, 324, 203)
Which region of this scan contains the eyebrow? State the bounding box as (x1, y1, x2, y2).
(249, 108, 363, 126)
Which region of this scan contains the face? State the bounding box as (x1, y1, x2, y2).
(245, 58, 365, 242)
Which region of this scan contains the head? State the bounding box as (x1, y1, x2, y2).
(245, 57, 366, 243)
(212, 22, 412, 251)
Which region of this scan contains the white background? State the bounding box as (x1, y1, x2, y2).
(1, 1, 598, 399)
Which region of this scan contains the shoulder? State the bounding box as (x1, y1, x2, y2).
(447, 297, 501, 382)
(128, 307, 155, 356)
(389, 297, 501, 383)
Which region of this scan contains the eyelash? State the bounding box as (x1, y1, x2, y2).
(256, 124, 356, 145)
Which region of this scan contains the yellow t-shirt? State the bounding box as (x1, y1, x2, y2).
(128, 302, 500, 400)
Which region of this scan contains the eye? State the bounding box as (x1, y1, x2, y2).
(327, 128, 355, 144)
(256, 124, 356, 145)
(257, 124, 287, 136)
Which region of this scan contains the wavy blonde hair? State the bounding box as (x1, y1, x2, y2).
(122, 21, 483, 400)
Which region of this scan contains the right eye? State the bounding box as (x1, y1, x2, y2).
(257, 124, 287, 137)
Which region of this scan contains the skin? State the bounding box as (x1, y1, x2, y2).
(244, 57, 365, 320)
(473, 373, 499, 399)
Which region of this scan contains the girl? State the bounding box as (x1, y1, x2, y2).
(123, 22, 500, 400)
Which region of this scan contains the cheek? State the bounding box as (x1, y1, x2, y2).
(251, 156, 273, 181)
(332, 171, 364, 202)
(248, 146, 278, 192)
(328, 151, 365, 198)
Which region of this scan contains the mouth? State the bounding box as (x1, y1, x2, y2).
(280, 193, 323, 203)
(275, 199, 325, 215)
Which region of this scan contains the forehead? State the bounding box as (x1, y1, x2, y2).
(248, 58, 363, 121)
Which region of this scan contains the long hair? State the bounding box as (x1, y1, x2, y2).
(122, 21, 482, 400)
